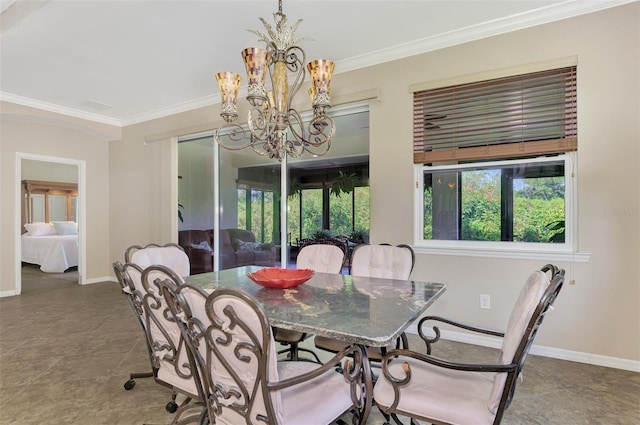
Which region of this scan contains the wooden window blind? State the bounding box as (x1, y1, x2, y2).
(413, 66, 577, 164)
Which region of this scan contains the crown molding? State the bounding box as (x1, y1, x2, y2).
(120, 93, 220, 127)
(337, 0, 638, 73)
(0, 92, 122, 126)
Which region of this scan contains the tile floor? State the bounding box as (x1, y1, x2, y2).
(1, 266, 638, 424)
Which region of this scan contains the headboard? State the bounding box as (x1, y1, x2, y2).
(21, 180, 78, 233)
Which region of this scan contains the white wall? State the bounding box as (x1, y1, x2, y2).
(22, 160, 78, 183)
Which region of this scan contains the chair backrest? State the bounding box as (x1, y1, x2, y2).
(488, 264, 565, 420)
(350, 244, 415, 280)
(120, 255, 199, 397)
(297, 242, 346, 274)
(163, 284, 284, 424)
(114, 260, 148, 332)
(125, 243, 190, 277)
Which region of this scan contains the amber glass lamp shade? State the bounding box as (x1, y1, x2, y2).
(216, 72, 242, 122)
(242, 47, 271, 107)
(307, 59, 334, 107)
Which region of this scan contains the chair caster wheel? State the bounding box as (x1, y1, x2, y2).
(166, 401, 178, 413)
(124, 379, 136, 390)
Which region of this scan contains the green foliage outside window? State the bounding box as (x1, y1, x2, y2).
(424, 167, 565, 243)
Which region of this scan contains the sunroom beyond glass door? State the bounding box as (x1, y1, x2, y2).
(179, 106, 370, 272)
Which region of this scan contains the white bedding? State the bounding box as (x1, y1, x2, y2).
(21, 234, 79, 273)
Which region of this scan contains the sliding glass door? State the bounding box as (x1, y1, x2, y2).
(178, 107, 370, 272)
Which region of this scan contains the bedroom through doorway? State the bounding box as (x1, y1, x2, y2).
(18, 157, 81, 293)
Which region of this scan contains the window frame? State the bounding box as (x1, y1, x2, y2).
(413, 152, 589, 262)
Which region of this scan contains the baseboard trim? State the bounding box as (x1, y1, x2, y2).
(0, 290, 18, 298)
(84, 276, 116, 285)
(405, 325, 640, 373)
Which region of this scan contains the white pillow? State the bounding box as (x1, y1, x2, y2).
(52, 221, 78, 235)
(191, 241, 213, 252)
(237, 240, 262, 252)
(25, 222, 56, 236)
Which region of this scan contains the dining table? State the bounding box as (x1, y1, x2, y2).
(184, 266, 446, 423)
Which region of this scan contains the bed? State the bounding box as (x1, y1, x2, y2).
(21, 234, 79, 273)
(21, 180, 79, 273)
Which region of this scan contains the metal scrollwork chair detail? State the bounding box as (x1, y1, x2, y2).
(161, 282, 370, 425)
(373, 264, 565, 425)
(113, 261, 156, 387)
(314, 244, 416, 361)
(120, 243, 205, 423)
(274, 240, 348, 363)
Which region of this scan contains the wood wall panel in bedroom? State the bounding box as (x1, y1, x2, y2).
(21, 180, 78, 232)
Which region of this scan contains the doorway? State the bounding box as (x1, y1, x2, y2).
(16, 153, 86, 295)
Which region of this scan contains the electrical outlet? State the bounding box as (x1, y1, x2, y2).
(480, 294, 491, 309)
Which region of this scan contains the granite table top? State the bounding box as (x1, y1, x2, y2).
(185, 266, 446, 348)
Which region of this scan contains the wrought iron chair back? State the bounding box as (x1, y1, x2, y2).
(161, 283, 370, 425)
(120, 243, 204, 422)
(113, 261, 155, 389)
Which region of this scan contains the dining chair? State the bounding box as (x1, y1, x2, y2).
(274, 240, 347, 363)
(125, 242, 190, 277)
(314, 243, 416, 361)
(373, 264, 565, 425)
(296, 239, 347, 274)
(120, 243, 204, 423)
(160, 281, 369, 425)
(112, 261, 154, 389)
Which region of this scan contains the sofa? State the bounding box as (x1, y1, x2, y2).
(178, 228, 276, 274)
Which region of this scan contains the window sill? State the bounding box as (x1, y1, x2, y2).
(413, 244, 590, 263)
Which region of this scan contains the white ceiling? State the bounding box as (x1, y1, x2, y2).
(0, 0, 633, 126)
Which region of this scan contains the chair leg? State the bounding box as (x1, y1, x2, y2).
(123, 370, 154, 390)
(168, 396, 206, 425)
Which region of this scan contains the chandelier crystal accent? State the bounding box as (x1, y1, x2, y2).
(214, 0, 335, 161)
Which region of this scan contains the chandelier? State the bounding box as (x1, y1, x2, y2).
(214, 0, 335, 161)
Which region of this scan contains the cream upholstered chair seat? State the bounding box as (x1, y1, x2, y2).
(125, 243, 190, 277)
(277, 361, 357, 424)
(161, 282, 366, 425)
(373, 265, 565, 425)
(375, 359, 496, 424)
(296, 243, 345, 274)
(349, 243, 414, 280)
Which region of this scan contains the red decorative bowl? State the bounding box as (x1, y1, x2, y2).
(247, 268, 314, 289)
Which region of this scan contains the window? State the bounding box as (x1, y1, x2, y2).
(237, 187, 277, 243)
(288, 185, 370, 243)
(421, 155, 569, 242)
(413, 64, 578, 257)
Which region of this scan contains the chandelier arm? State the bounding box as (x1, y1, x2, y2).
(284, 45, 306, 104)
(250, 141, 272, 158)
(247, 107, 276, 142)
(284, 108, 307, 144)
(305, 114, 336, 147)
(214, 123, 255, 151)
(302, 137, 332, 157)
